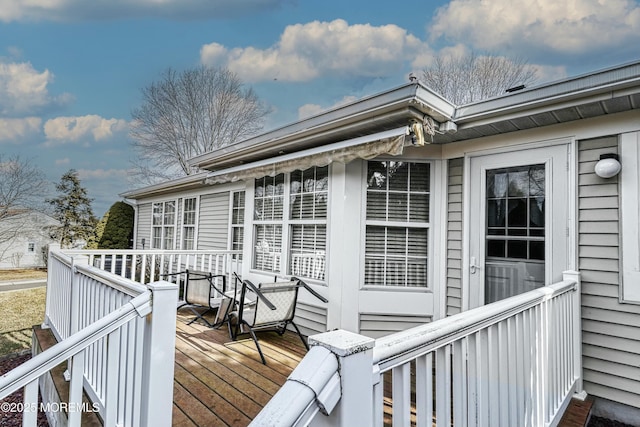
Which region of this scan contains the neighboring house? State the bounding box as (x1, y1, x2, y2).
(0, 209, 58, 270)
(121, 60, 640, 420)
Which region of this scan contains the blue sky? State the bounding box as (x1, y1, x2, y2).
(1, 0, 639, 216)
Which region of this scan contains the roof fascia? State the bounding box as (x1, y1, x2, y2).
(119, 172, 208, 200)
(190, 83, 455, 170)
(454, 60, 640, 125)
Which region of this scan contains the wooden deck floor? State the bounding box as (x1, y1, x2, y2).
(172, 314, 307, 427)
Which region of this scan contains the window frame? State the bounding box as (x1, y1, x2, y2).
(151, 200, 178, 250)
(181, 197, 199, 250)
(229, 190, 246, 260)
(361, 159, 435, 290)
(250, 166, 329, 283)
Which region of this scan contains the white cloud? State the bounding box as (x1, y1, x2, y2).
(0, 61, 71, 115)
(298, 96, 359, 120)
(0, 0, 290, 22)
(0, 117, 42, 142)
(55, 158, 70, 166)
(201, 19, 433, 83)
(44, 115, 128, 146)
(430, 0, 640, 55)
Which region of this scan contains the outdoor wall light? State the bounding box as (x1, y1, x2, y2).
(594, 153, 621, 178)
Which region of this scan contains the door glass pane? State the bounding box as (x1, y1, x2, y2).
(485, 164, 545, 304)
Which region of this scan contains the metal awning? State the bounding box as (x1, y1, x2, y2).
(204, 126, 409, 184)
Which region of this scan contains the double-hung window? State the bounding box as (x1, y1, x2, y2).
(365, 161, 431, 287)
(152, 201, 176, 249)
(181, 197, 197, 250)
(253, 175, 284, 272)
(289, 166, 328, 280)
(252, 166, 328, 281)
(231, 191, 245, 259)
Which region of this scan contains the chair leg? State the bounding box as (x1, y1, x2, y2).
(186, 307, 214, 327)
(247, 326, 267, 364)
(290, 321, 309, 350)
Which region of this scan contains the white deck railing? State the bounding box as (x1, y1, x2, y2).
(62, 248, 241, 300)
(254, 271, 583, 427)
(1, 246, 179, 427)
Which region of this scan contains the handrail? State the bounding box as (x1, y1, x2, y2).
(373, 278, 577, 369)
(0, 291, 151, 399)
(249, 346, 340, 427)
(74, 260, 149, 297)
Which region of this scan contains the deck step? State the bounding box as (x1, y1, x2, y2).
(32, 326, 103, 427)
(558, 397, 594, 427)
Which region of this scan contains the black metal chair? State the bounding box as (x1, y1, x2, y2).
(228, 277, 328, 364)
(166, 269, 227, 327)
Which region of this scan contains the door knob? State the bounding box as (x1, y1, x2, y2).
(470, 256, 480, 274)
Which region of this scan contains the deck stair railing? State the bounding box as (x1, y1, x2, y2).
(0, 245, 178, 427)
(254, 270, 583, 427)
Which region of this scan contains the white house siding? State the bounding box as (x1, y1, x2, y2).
(359, 313, 432, 339)
(295, 302, 327, 337)
(197, 192, 230, 250)
(446, 158, 464, 315)
(136, 203, 152, 250)
(579, 136, 640, 409)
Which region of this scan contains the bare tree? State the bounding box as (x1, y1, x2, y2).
(421, 51, 538, 105)
(0, 155, 49, 263)
(129, 66, 271, 184)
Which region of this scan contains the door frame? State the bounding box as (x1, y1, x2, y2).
(461, 138, 577, 311)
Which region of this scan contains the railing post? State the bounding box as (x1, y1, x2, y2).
(139, 280, 178, 427)
(563, 270, 586, 399)
(70, 255, 90, 337)
(43, 243, 61, 329)
(308, 329, 375, 427)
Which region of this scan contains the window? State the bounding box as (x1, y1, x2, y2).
(365, 161, 430, 287)
(181, 197, 197, 250)
(289, 166, 328, 280)
(253, 175, 284, 272)
(27, 242, 35, 253)
(231, 191, 245, 259)
(252, 166, 329, 280)
(152, 201, 176, 249)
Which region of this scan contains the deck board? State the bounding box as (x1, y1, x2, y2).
(172, 314, 306, 426)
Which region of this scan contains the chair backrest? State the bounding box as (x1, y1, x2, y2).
(184, 270, 213, 307)
(250, 281, 300, 326)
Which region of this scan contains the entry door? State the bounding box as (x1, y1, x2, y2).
(468, 144, 570, 308)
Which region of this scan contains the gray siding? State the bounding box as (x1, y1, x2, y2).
(295, 302, 327, 337)
(446, 158, 464, 315)
(136, 203, 152, 250)
(579, 136, 640, 409)
(198, 192, 230, 250)
(359, 313, 432, 339)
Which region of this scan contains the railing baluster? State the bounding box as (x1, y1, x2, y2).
(391, 363, 410, 427)
(452, 339, 466, 427)
(68, 350, 85, 427)
(415, 353, 432, 427)
(22, 379, 38, 427)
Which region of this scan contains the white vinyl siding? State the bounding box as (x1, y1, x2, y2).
(446, 158, 463, 315)
(198, 192, 230, 250)
(136, 203, 152, 249)
(578, 136, 640, 409)
(359, 313, 432, 339)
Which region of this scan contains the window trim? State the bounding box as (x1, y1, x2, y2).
(360, 159, 436, 291)
(620, 132, 640, 303)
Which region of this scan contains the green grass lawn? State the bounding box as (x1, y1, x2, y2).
(0, 287, 46, 357)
